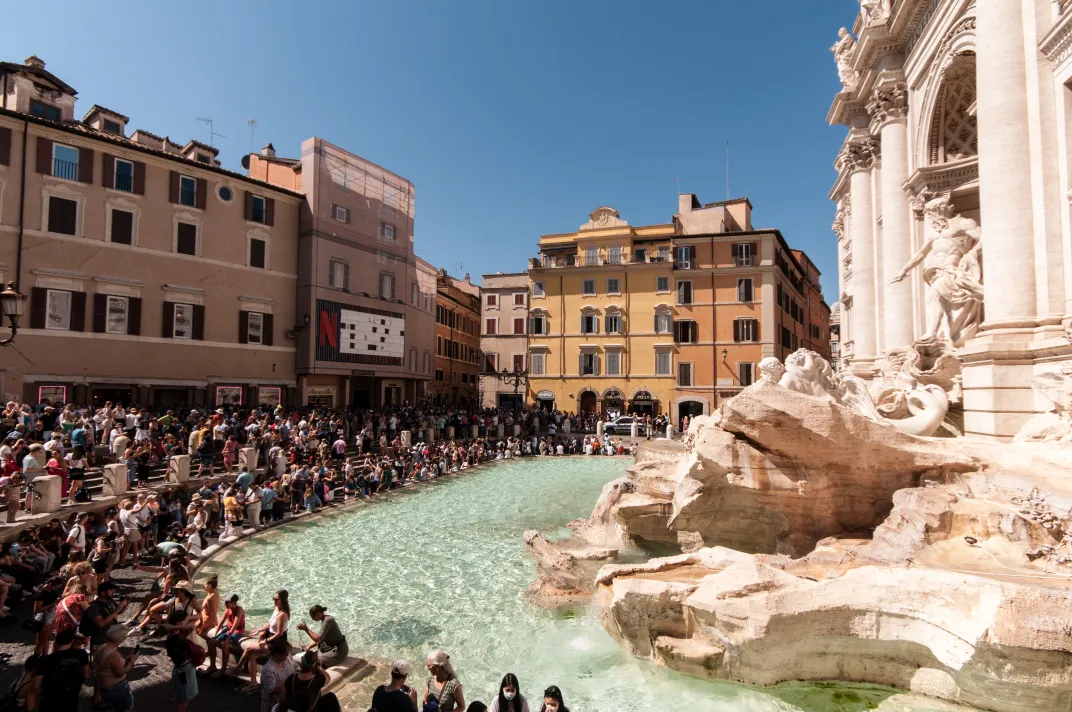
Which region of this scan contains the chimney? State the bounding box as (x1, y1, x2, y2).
(24, 55, 45, 69)
(261, 143, 276, 158)
(464, 273, 470, 284)
(678, 193, 700, 215)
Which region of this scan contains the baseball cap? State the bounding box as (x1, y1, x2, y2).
(391, 659, 412, 677)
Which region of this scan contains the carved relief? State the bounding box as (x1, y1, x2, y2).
(831, 28, 859, 90)
(861, 0, 892, 25)
(838, 136, 879, 173)
(579, 206, 628, 231)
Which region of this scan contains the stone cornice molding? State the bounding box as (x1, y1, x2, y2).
(1041, 5, 1072, 66)
(902, 156, 979, 217)
(868, 83, 909, 130)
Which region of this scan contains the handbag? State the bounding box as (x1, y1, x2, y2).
(185, 638, 207, 667)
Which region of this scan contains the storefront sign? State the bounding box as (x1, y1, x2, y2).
(631, 391, 653, 402)
(351, 370, 375, 376)
(216, 386, 243, 407)
(536, 390, 555, 401)
(306, 386, 336, 409)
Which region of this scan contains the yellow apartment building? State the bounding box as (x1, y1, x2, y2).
(525, 196, 830, 423)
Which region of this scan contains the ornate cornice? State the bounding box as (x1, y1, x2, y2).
(1041, 4, 1072, 66)
(903, 156, 979, 217)
(868, 83, 908, 129)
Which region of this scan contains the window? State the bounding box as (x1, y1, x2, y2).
(102, 119, 122, 135)
(513, 355, 524, 373)
(606, 351, 621, 376)
(250, 195, 267, 224)
(607, 247, 622, 264)
(581, 314, 598, 334)
(424, 352, 432, 374)
(114, 159, 134, 192)
(247, 312, 264, 345)
(176, 222, 197, 255)
(532, 281, 545, 298)
(738, 362, 755, 387)
(333, 204, 349, 223)
(435, 369, 444, 382)
(513, 317, 525, 335)
(411, 282, 420, 306)
(581, 353, 598, 376)
(382, 223, 396, 240)
(437, 335, 443, 355)
(173, 304, 194, 340)
(196, 153, 211, 164)
(47, 196, 77, 235)
(656, 276, 669, 293)
(657, 246, 670, 262)
(605, 313, 622, 334)
(677, 280, 693, 305)
(329, 260, 348, 289)
(410, 348, 418, 371)
(530, 352, 545, 376)
(380, 273, 395, 300)
(486, 294, 498, 309)
(734, 318, 759, 343)
(30, 100, 60, 121)
(675, 246, 692, 269)
(484, 353, 498, 372)
(607, 278, 620, 295)
(110, 209, 133, 245)
(105, 295, 128, 334)
(678, 362, 694, 387)
(52, 144, 79, 181)
(634, 248, 646, 263)
(46, 290, 72, 330)
(582, 279, 595, 296)
(655, 312, 672, 334)
(585, 247, 599, 266)
(179, 176, 197, 207)
(733, 242, 755, 267)
(485, 318, 497, 335)
(673, 320, 698, 344)
(249, 238, 266, 269)
(737, 278, 754, 303)
(217, 185, 234, 202)
(530, 314, 546, 335)
(656, 350, 672, 376)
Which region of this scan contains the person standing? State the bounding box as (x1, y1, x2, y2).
(164, 610, 200, 712)
(93, 625, 138, 712)
(32, 628, 90, 712)
(371, 659, 418, 712)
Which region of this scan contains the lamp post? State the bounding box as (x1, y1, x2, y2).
(500, 368, 529, 409)
(0, 282, 28, 347)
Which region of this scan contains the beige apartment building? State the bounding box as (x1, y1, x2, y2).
(248, 139, 434, 408)
(478, 272, 530, 409)
(0, 56, 302, 408)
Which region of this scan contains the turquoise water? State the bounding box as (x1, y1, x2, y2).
(202, 457, 974, 712)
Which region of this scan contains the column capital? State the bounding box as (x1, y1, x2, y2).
(868, 83, 908, 130)
(838, 135, 880, 174)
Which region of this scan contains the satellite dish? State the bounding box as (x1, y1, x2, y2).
(241, 155, 250, 170)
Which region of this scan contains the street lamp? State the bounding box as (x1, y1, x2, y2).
(721, 348, 728, 361)
(0, 282, 28, 347)
(501, 367, 529, 407)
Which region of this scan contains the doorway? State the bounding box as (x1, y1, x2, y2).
(678, 400, 705, 421)
(92, 388, 132, 408)
(580, 391, 597, 414)
(384, 386, 402, 407)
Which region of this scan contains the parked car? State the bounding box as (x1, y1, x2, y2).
(603, 416, 635, 435)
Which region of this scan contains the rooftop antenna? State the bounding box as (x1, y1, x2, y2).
(725, 140, 731, 200)
(195, 117, 227, 147)
(248, 118, 257, 154)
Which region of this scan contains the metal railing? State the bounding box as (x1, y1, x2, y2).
(734, 255, 754, 267)
(114, 172, 134, 192)
(52, 158, 78, 181)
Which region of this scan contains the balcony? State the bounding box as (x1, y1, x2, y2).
(114, 172, 134, 193)
(52, 158, 79, 181)
(673, 259, 692, 270)
(734, 255, 754, 267)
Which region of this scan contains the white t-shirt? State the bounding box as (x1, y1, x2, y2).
(66, 524, 86, 550)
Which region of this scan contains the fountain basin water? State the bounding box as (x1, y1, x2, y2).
(200, 457, 976, 712)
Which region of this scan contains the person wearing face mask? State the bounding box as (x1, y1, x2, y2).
(487, 673, 528, 712)
(538, 686, 569, 712)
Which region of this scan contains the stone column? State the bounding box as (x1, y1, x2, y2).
(870, 84, 915, 348)
(975, 0, 1037, 329)
(841, 135, 879, 370)
(238, 448, 258, 473)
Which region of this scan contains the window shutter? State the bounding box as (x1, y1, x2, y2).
(29, 288, 47, 329)
(133, 162, 146, 195)
(78, 148, 94, 184)
(162, 301, 174, 338)
(731, 243, 739, 259)
(35, 137, 53, 174)
(0, 127, 11, 166)
(128, 298, 142, 335)
(752, 319, 759, 342)
(238, 310, 249, 344)
(689, 246, 696, 263)
(265, 198, 275, 226)
(168, 171, 180, 203)
(92, 293, 108, 333)
(244, 191, 253, 221)
(70, 291, 86, 332)
(733, 320, 740, 342)
(195, 178, 207, 210)
(102, 154, 114, 189)
(578, 353, 583, 375)
(595, 355, 600, 376)
(263, 314, 274, 346)
(192, 305, 205, 340)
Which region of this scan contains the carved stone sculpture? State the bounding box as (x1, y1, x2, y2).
(830, 28, 858, 90)
(861, 0, 892, 24)
(891, 196, 983, 345)
(758, 356, 785, 385)
(1014, 328, 1072, 444)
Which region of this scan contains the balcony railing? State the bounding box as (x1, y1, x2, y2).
(531, 251, 679, 269)
(114, 173, 134, 192)
(52, 158, 79, 181)
(674, 259, 692, 270)
(734, 256, 754, 267)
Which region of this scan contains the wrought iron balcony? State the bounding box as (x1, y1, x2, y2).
(52, 158, 78, 181)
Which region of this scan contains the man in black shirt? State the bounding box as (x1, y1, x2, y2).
(371, 659, 419, 712)
(33, 629, 89, 712)
(81, 581, 129, 649)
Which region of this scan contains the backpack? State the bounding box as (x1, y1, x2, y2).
(49, 656, 85, 694)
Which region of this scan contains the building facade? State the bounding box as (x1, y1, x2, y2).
(478, 272, 530, 409)
(0, 56, 302, 408)
(430, 269, 481, 405)
(249, 139, 434, 408)
(526, 198, 829, 423)
(828, 0, 1072, 440)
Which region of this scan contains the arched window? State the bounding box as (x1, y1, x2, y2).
(929, 54, 977, 165)
(654, 304, 673, 335)
(604, 305, 624, 334)
(580, 306, 599, 335)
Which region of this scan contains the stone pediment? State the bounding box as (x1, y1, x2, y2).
(579, 206, 629, 231)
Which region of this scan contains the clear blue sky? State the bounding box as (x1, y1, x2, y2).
(10, 0, 858, 297)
